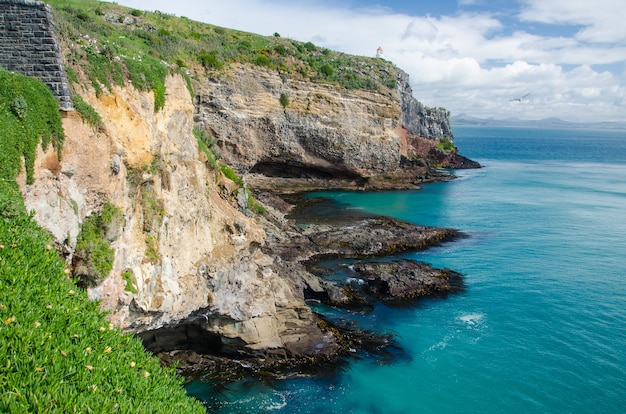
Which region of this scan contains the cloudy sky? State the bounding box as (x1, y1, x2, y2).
(116, 0, 625, 122)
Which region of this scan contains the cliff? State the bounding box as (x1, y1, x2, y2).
(194, 65, 458, 191)
(9, 2, 470, 361)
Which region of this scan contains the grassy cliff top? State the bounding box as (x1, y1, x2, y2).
(47, 0, 397, 107)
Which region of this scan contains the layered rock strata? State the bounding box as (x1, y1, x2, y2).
(19, 59, 472, 365)
(194, 65, 471, 192)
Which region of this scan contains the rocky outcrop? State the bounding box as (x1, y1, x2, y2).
(19, 73, 333, 358)
(18, 57, 471, 365)
(396, 69, 453, 140)
(352, 261, 464, 302)
(194, 64, 464, 191)
(195, 65, 403, 180)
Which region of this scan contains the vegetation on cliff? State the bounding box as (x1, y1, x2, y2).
(0, 70, 204, 413)
(47, 0, 397, 111)
(0, 68, 64, 185)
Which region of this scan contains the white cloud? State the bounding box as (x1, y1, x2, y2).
(115, 0, 626, 122)
(519, 0, 626, 43)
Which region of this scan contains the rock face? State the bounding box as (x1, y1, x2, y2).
(194, 64, 460, 188)
(19, 73, 331, 357)
(195, 65, 402, 180)
(18, 59, 468, 361)
(396, 69, 453, 140)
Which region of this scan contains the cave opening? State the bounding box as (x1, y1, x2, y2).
(250, 161, 362, 180)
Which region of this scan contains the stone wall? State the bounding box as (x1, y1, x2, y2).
(0, 0, 72, 110)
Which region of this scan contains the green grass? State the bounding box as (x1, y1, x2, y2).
(72, 94, 103, 131)
(0, 69, 204, 413)
(0, 68, 64, 184)
(73, 201, 122, 288)
(436, 137, 456, 153)
(121, 270, 138, 294)
(193, 128, 220, 171)
(220, 164, 244, 186)
(46, 0, 398, 107)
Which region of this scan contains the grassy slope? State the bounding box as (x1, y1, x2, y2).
(0, 68, 204, 413)
(47, 0, 397, 109)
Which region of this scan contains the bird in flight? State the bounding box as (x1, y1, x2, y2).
(510, 93, 530, 102)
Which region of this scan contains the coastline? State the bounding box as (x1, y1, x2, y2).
(154, 181, 469, 382)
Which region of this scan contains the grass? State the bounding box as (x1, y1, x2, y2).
(73, 201, 123, 288)
(0, 69, 205, 413)
(121, 270, 138, 294)
(436, 137, 456, 153)
(0, 68, 64, 184)
(46, 0, 399, 111)
(72, 94, 103, 131)
(193, 128, 220, 171)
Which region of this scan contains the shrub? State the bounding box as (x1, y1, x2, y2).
(319, 64, 333, 77)
(254, 54, 271, 67)
(199, 52, 223, 70)
(73, 201, 122, 288)
(436, 137, 456, 152)
(10, 95, 28, 119)
(130, 9, 142, 17)
(279, 92, 289, 108)
(274, 44, 287, 56)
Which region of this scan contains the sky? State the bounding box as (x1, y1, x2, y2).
(115, 0, 626, 123)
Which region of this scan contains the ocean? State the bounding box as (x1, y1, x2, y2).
(186, 126, 626, 413)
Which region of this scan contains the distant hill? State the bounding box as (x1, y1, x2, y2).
(451, 114, 626, 130)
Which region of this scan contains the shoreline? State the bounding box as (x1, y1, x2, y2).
(154, 183, 469, 382)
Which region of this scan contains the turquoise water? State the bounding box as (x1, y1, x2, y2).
(187, 127, 626, 413)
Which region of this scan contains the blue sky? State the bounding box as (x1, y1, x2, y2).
(116, 0, 626, 122)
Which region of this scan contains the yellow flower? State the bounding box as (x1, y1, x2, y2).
(104, 346, 111, 354)
(98, 326, 106, 332)
(35, 367, 43, 372)
(86, 347, 92, 354)
(33, 321, 41, 328)
(91, 384, 97, 392)
(129, 361, 136, 367)
(46, 244, 52, 251)
(4, 316, 15, 325)
(46, 305, 53, 310)
(68, 290, 75, 295)
(143, 371, 150, 378)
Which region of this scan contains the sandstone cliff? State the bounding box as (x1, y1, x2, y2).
(194, 65, 459, 190)
(18, 58, 462, 359)
(19, 73, 333, 357)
